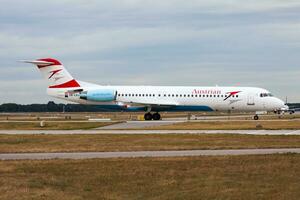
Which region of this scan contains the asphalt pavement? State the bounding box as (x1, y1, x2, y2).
(1, 129, 300, 135)
(1, 148, 299, 160)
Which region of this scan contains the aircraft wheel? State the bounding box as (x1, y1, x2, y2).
(152, 113, 161, 120)
(254, 115, 259, 120)
(144, 113, 153, 121)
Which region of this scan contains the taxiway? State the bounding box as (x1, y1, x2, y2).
(1, 148, 300, 160)
(1, 129, 300, 135)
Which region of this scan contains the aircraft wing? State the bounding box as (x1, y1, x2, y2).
(117, 99, 178, 107)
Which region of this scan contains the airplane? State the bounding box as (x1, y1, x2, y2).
(23, 58, 287, 120)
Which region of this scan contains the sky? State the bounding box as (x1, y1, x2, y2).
(0, 0, 299, 104)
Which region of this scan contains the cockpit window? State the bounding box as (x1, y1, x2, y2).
(260, 93, 273, 97)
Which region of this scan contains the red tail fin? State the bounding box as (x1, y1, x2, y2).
(23, 58, 80, 88)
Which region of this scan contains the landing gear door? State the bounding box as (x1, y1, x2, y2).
(247, 95, 255, 105)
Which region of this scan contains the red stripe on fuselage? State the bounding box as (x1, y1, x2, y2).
(49, 79, 80, 88)
(227, 91, 241, 96)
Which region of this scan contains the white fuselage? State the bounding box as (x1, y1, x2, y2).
(48, 84, 285, 112)
(24, 58, 286, 115)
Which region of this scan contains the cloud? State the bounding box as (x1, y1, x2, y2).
(0, 0, 300, 103)
(0, 28, 203, 58)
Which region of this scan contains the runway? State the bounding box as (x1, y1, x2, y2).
(96, 119, 300, 130)
(96, 120, 182, 129)
(1, 148, 299, 160)
(1, 129, 300, 135)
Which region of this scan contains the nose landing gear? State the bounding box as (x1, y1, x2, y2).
(253, 115, 259, 120)
(144, 112, 161, 120)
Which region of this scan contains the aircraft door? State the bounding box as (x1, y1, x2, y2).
(247, 94, 255, 105)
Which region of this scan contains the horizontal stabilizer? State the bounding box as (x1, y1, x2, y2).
(20, 60, 54, 66)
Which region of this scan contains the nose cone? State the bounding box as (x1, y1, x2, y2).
(264, 97, 286, 112)
(283, 104, 289, 111)
(275, 98, 286, 110)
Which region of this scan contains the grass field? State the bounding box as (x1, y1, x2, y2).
(153, 120, 300, 130)
(1, 134, 300, 153)
(0, 154, 299, 200)
(0, 122, 117, 130)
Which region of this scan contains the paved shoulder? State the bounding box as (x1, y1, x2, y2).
(95, 121, 183, 129)
(1, 129, 300, 135)
(1, 148, 300, 160)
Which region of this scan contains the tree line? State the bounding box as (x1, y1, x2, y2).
(0, 101, 115, 112)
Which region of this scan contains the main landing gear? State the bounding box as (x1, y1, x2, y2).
(144, 112, 161, 120)
(253, 115, 259, 120)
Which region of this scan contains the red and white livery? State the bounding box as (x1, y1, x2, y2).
(23, 58, 287, 120)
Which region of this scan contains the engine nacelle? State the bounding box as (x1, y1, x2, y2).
(80, 89, 116, 102)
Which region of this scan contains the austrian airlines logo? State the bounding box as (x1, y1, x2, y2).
(224, 91, 241, 101)
(48, 69, 62, 79)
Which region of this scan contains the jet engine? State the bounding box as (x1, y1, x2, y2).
(80, 89, 117, 102)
